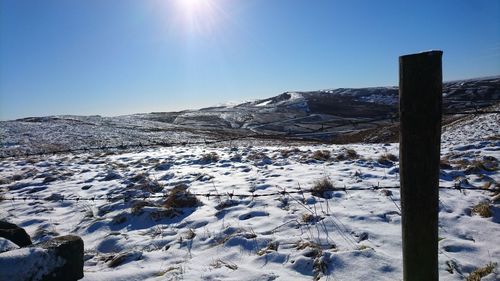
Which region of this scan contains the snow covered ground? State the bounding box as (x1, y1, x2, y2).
(0, 113, 498, 280)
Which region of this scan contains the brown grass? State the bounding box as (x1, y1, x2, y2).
(296, 240, 330, 281)
(378, 153, 398, 165)
(302, 213, 323, 224)
(215, 199, 239, 210)
(380, 189, 393, 196)
(257, 241, 279, 256)
(335, 148, 359, 161)
(0, 178, 11, 185)
(471, 202, 492, 218)
(312, 150, 331, 161)
(358, 245, 371, 250)
(296, 240, 320, 251)
(346, 149, 358, 159)
(200, 152, 219, 163)
(465, 262, 497, 281)
(465, 157, 498, 174)
(127, 173, 164, 193)
(311, 177, 334, 198)
(313, 257, 328, 281)
(107, 253, 128, 268)
(482, 181, 493, 189)
(280, 148, 301, 158)
(486, 135, 500, 141)
(163, 184, 201, 209)
(247, 151, 269, 161)
(210, 259, 238, 270)
(107, 252, 142, 268)
(295, 240, 336, 251)
(131, 200, 150, 215)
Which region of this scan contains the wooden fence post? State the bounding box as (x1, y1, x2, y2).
(399, 50, 443, 281)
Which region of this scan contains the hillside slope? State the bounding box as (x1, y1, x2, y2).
(1, 76, 498, 157)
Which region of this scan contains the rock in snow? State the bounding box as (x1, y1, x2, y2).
(0, 235, 84, 281)
(0, 220, 32, 247)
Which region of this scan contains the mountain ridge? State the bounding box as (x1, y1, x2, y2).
(1, 76, 499, 157)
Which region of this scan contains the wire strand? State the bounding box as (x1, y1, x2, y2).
(2, 185, 496, 202)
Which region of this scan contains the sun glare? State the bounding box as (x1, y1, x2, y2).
(174, 0, 220, 34)
(178, 0, 204, 14)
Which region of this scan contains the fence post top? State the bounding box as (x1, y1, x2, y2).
(399, 50, 443, 60)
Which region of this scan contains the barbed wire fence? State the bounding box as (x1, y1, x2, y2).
(1, 106, 498, 253)
(3, 182, 497, 203)
(1, 104, 498, 205)
(3, 182, 496, 251)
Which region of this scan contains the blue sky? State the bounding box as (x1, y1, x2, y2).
(1, 0, 499, 120)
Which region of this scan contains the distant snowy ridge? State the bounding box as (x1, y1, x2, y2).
(0, 76, 498, 157)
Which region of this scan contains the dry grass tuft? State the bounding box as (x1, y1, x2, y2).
(471, 201, 492, 218)
(482, 181, 493, 189)
(335, 148, 358, 161)
(127, 173, 164, 193)
(296, 240, 336, 251)
(257, 241, 279, 256)
(346, 149, 358, 159)
(163, 184, 201, 209)
(295, 240, 330, 281)
(200, 152, 219, 163)
(280, 148, 301, 158)
(486, 135, 500, 141)
(247, 151, 269, 161)
(311, 177, 334, 198)
(210, 259, 238, 270)
(215, 199, 239, 210)
(302, 213, 323, 224)
(313, 256, 328, 281)
(454, 159, 470, 169)
(465, 157, 498, 174)
(380, 189, 393, 197)
(106, 251, 142, 268)
(377, 153, 398, 165)
(296, 240, 321, 251)
(131, 200, 150, 215)
(357, 245, 372, 251)
(0, 178, 11, 185)
(312, 150, 331, 161)
(107, 253, 128, 268)
(465, 262, 497, 281)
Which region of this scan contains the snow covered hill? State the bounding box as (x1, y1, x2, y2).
(1, 76, 499, 158)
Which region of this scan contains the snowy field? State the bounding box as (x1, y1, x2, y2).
(0, 113, 498, 280)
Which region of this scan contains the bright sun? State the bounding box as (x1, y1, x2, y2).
(178, 0, 204, 14)
(174, 0, 219, 34)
